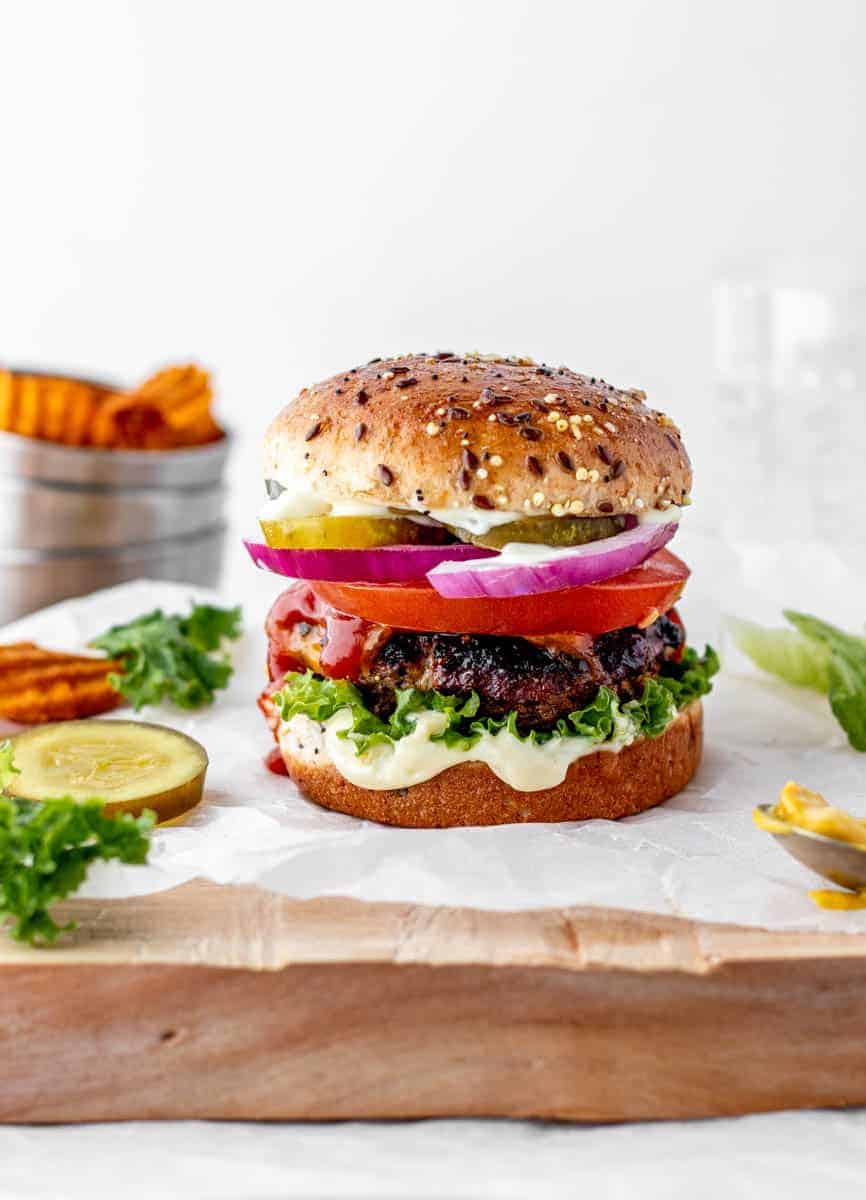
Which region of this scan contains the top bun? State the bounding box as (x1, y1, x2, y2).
(264, 353, 692, 519)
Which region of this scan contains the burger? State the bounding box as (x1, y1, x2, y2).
(246, 352, 717, 828)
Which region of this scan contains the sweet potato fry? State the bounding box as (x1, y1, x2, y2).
(0, 364, 224, 450)
(0, 642, 123, 724)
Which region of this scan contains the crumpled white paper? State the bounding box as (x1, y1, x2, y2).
(3, 529, 865, 932)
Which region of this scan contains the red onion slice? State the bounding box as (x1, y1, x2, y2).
(243, 539, 497, 583)
(426, 521, 679, 598)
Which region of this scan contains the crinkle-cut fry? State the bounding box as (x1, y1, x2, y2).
(0, 369, 14, 431)
(0, 643, 110, 672)
(0, 678, 123, 724)
(0, 658, 121, 698)
(0, 642, 124, 724)
(0, 372, 111, 446)
(91, 364, 223, 450)
(0, 363, 223, 450)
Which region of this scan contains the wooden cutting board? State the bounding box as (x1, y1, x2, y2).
(2, 880, 865, 1123)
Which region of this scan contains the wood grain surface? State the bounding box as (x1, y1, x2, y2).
(2, 881, 866, 1123)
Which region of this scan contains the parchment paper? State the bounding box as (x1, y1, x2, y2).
(3, 528, 865, 932)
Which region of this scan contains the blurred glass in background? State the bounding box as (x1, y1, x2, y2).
(711, 265, 866, 546)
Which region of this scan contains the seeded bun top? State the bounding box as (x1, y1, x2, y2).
(264, 353, 692, 519)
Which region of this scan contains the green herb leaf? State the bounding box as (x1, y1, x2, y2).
(0, 741, 155, 946)
(273, 647, 718, 756)
(91, 603, 242, 710)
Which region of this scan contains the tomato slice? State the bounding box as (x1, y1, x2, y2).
(312, 549, 690, 636)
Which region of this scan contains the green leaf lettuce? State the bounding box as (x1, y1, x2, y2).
(274, 646, 718, 757)
(0, 740, 154, 946)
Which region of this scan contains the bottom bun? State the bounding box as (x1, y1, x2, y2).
(282, 700, 703, 828)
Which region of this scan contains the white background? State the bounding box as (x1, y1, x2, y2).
(2, 1, 865, 1195)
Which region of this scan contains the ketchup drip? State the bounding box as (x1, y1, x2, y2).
(264, 745, 289, 776)
(265, 582, 376, 681)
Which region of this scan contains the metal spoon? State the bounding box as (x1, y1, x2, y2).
(755, 804, 866, 891)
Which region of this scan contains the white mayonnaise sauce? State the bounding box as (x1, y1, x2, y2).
(278, 707, 640, 793)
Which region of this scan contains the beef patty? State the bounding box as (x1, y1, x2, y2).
(361, 614, 683, 731)
(263, 584, 684, 735)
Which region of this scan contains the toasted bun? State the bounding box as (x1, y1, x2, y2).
(264, 354, 691, 520)
(281, 701, 702, 828)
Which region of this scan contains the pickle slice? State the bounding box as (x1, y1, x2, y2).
(454, 515, 627, 550)
(259, 514, 443, 549)
(6, 720, 208, 824)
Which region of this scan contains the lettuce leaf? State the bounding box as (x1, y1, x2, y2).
(784, 611, 866, 751)
(0, 739, 155, 946)
(729, 616, 830, 693)
(731, 609, 866, 752)
(274, 646, 718, 757)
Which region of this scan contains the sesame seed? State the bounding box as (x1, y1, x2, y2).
(576, 466, 588, 481)
(462, 447, 479, 470)
(583, 414, 593, 424)
(532, 491, 545, 508)
(495, 494, 508, 506)
(472, 400, 482, 409)
(476, 467, 489, 480)
(572, 428, 582, 440)
(604, 422, 618, 434)
(382, 370, 395, 381)
(354, 422, 367, 442)
(426, 422, 439, 436)
(551, 502, 566, 517)
(570, 499, 584, 513)
(544, 393, 560, 404)
(588, 469, 600, 482)
(556, 418, 568, 432)
(490, 454, 503, 466)
(546, 411, 559, 423)
(488, 413, 497, 422)
(304, 421, 322, 442)
(635, 497, 645, 509)
(377, 464, 394, 486)
(436, 407, 446, 416)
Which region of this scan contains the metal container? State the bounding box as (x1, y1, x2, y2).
(0, 429, 231, 624)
